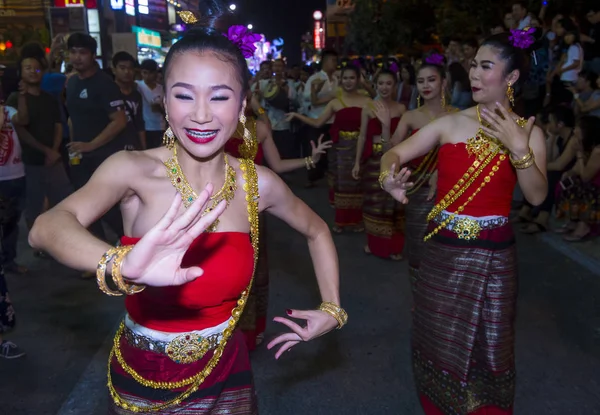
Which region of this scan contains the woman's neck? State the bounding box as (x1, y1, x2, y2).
(424, 96, 443, 114)
(478, 99, 511, 115)
(379, 96, 393, 104)
(176, 143, 226, 181)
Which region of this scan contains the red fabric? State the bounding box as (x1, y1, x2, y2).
(328, 106, 363, 144)
(224, 137, 264, 165)
(367, 233, 404, 257)
(436, 143, 517, 217)
(363, 117, 401, 161)
(335, 208, 363, 227)
(420, 395, 513, 415)
(123, 233, 254, 333)
(328, 188, 335, 206)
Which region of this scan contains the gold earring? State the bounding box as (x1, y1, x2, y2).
(163, 114, 175, 149)
(506, 82, 515, 107)
(441, 89, 447, 109)
(239, 113, 257, 159)
(417, 95, 422, 108)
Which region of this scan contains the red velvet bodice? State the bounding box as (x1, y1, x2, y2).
(363, 117, 401, 159)
(123, 232, 254, 332)
(329, 106, 363, 143)
(224, 138, 264, 165)
(436, 143, 517, 217)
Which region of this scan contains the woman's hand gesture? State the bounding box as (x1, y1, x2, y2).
(267, 308, 339, 359)
(479, 102, 535, 157)
(120, 184, 226, 287)
(372, 100, 391, 127)
(310, 134, 333, 163)
(381, 164, 413, 204)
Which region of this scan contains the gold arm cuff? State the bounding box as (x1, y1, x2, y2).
(318, 301, 348, 329)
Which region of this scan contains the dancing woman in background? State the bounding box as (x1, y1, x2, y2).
(287, 65, 370, 233)
(353, 69, 406, 260)
(390, 53, 457, 285)
(29, 3, 346, 413)
(381, 31, 547, 414)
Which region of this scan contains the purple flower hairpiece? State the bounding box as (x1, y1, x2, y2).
(389, 61, 399, 73)
(225, 25, 262, 58)
(425, 53, 445, 66)
(351, 59, 361, 68)
(509, 27, 536, 49)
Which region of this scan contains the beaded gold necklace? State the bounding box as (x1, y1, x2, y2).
(107, 159, 260, 413)
(164, 144, 237, 232)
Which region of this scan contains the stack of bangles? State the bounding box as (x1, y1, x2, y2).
(304, 157, 316, 170)
(318, 301, 348, 329)
(378, 170, 390, 190)
(509, 147, 535, 170)
(96, 245, 146, 296)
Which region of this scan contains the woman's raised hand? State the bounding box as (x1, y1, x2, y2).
(120, 184, 226, 287)
(310, 134, 333, 163)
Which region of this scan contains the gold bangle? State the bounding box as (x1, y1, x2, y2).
(510, 148, 535, 169)
(318, 301, 348, 329)
(378, 170, 390, 190)
(111, 245, 146, 295)
(96, 247, 124, 296)
(304, 157, 312, 170)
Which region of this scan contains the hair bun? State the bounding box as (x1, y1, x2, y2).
(197, 0, 227, 30)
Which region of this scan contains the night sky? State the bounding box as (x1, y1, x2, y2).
(228, 0, 324, 64)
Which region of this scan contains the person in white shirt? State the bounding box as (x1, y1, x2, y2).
(302, 50, 339, 186)
(136, 59, 165, 149)
(547, 18, 584, 105)
(512, 1, 532, 30)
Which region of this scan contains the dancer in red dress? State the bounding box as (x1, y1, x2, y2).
(353, 69, 406, 259)
(29, 4, 346, 413)
(287, 65, 370, 233)
(381, 31, 547, 414)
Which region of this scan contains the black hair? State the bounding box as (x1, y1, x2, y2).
(163, 0, 249, 96)
(547, 105, 575, 128)
(20, 42, 48, 70)
(512, 1, 527, 11)
(448, 62, 470, 90)
(340, 64, 360, 79)
(419, 52, 447, 79)
(399, 63, 416, 85)
(140, 59, 158, 72)
(579, 71, 599, 89)
(321, 49, 338, 62)
(463, 38, 479, 49)
(480, 32, 530, 87)
(67, 33, 97, 55)
(375, 69, 397, 84)
(112, 51, 136, 68)
(579, 116, 600, 153)
(586, 5, 599, 13)
(558, 18, 580, 43)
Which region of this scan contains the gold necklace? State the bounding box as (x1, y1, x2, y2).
(164, 145, 237, 232)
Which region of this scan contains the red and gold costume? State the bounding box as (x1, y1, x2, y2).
(413, 140, 518, 415)
(362, 116, 405, 257)
(328, 106, 364, 228)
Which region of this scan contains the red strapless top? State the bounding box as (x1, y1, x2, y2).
(224, 138, 264, 165)
(436, 143, 516, 217)
(329, 106, 363, 144)
(123, 232, 254, 332)
(364, 117, 401, 160)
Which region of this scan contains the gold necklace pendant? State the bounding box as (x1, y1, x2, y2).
(164, 145, 237, 232)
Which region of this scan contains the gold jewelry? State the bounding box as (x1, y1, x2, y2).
(238, 113, 258, 159)
(506, 81, 515, 107)
(441, 89, 447, 109)
(178, 10, 198, 24)
(378, 170, 390, 190)
(107, 159, 261, 412)
(96, 248, 124, 296)
(162, 126, 176, 150)
(318, 302, 348, 329)
(509, 148, 535, 169)
(417, 95, 422, 108)
(111, 245, 145, 295)
(164, 145, 237, 232)
(304, 157, 314, 170)
(406, 147, 439, 196)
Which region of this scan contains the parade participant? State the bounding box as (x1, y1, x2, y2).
(287, 65, 370, 233)
(390, 53, 456, 285)
(353, 69, 406, 259)
(225, 101, 331, 350)
(381, 30, 547, 414)
(29, 3, 346, 413)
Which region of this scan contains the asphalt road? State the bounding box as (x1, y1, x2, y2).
(1, 173, 599, 415)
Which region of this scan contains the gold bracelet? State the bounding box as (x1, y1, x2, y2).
(378, 170, 390, 190)
(510, 148, 535, 169)
(308, 157, 316, 168)
(318, 301, 348, 329)
(96, 247, 124, 296)
(304, 157, 312, 170)
(111, 245, 146, 295)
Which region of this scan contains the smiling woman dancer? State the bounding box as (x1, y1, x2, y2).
(381, 31, 547, 414)
(28, 2, 346, 414)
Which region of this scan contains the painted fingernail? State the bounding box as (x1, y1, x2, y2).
(286, 309, 292, 315)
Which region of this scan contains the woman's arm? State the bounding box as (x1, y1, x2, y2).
(390, 110, 413, 145)
(574, 94, 600, 114)
(514, 126, 548, 206)
(574, 148, 600, 182)
(354, 106, 371, 167)
(29, 151, 136, 270)
(547, 137, 576, 171)
(289, 100, 336, 128)
(259, 120, 309, 173)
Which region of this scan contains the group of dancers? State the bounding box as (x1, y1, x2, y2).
(27, 1, 548, 413)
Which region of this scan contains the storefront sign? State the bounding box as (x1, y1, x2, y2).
(138, 0, 149, 14)
(111, 0, 125, 10)
(125, 0, 136, 16)
(132, 26, 161, 48)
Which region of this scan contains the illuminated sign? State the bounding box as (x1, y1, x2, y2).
(132, 26, 161, 48)
(125, 0, 135, 16)
(314, 21, 325, 49)
(138, 0, 149, 14)
(111, 0, 124, 10)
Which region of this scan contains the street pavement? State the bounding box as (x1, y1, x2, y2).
(1, 172, 599, 415)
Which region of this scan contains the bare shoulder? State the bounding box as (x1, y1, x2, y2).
(104, 147, 170, 179)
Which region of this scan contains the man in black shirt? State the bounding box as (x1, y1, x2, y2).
(7, 53, 72, 231)
(65, 33, 127, 245)
(584, 6, 600, 75)
(112, 52, 146, 150)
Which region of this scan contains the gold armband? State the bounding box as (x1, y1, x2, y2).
(318, 301, 348, 329)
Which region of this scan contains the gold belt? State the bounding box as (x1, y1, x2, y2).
(432, 212, 508, 240)
(372, 142, 384, 154)
(122, 324, 222, 364)
(339, 131, 359, 140)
